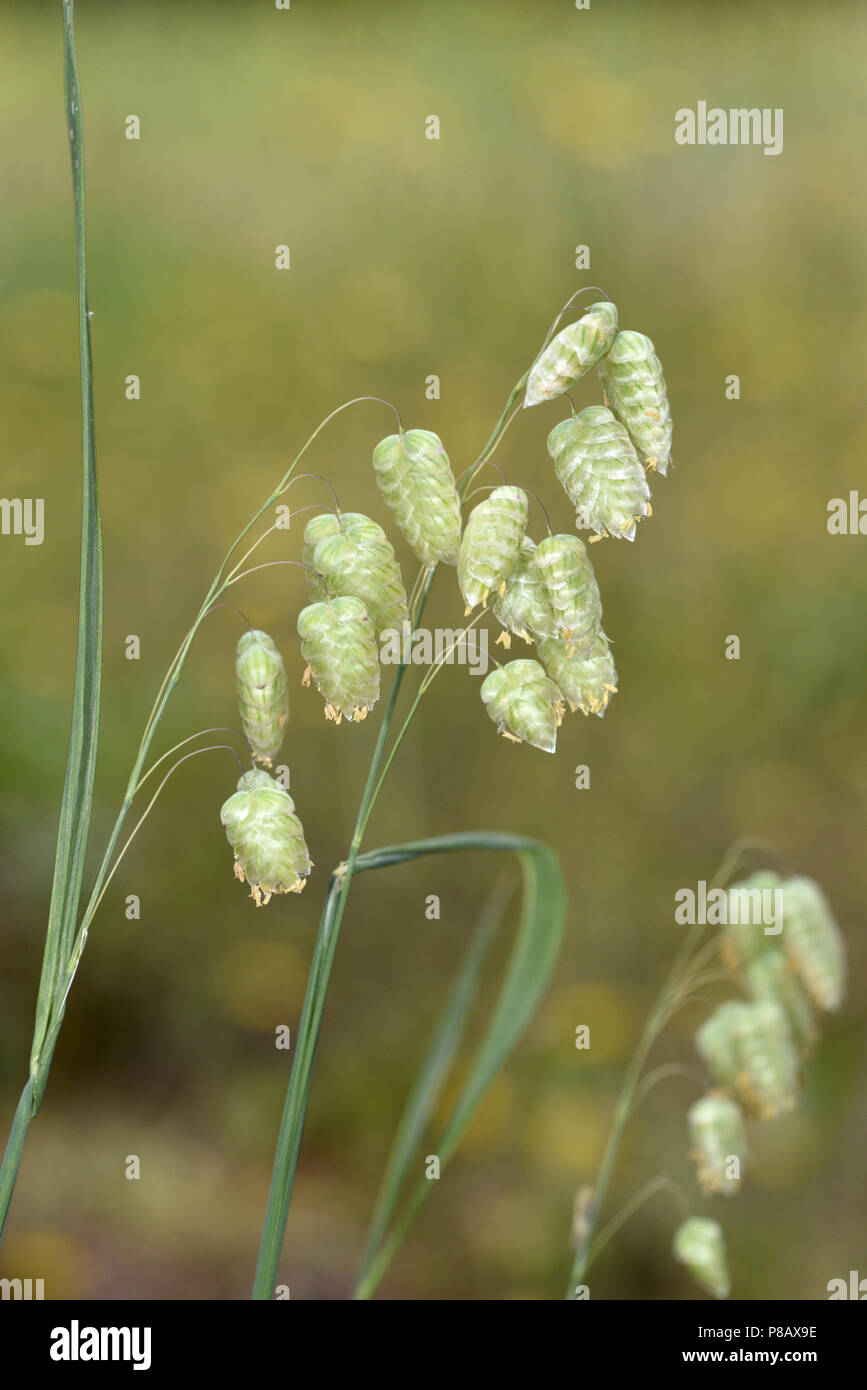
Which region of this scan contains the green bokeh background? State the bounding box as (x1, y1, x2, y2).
(0, 0, 864, 1299)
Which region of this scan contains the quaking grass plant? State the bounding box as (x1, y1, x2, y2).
(565, 849, 847, 1300)
(2, 1, 686, 1299)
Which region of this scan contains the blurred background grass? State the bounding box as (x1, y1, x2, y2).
(0, 0, 864, 1299)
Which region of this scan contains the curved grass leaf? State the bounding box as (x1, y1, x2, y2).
(347, 833, 566, 1298)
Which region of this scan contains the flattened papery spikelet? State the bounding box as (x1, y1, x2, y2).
(372, 428, 462, 566)
(304, 511, 409, 635)
(781, 876, 846, 1012)
(696, 999, 800, 1120)
(302, 512, 340, 603)
(745, 947, 817, 1056)
(597, 330, 673, 474)
(297, 595, 380, 724)
(533, 534, 602, 654)
(537, 631, 617, 716)
(221, 770, 312, 905)
(524, 301, 618, 408)
(547, 406, 651, 542)
(673, 1218, 730, 1299)
(235, 630, 289, 766)
(720, 871, 783, 979)
(491, 537, 560, 647)
(480, 658, 565, 753)
(458, 485, 528, 612)
(688, 1093, 748, 1197)
(695, 1001, 746, 1092)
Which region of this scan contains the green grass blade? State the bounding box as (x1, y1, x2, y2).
(29, 0, 103, 1081)
(344, 832, 566, 1299)
(1, 0, 101, 1246)
(357, 877, 512, 1281)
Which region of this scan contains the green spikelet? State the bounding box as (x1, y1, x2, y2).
(537, 631, 617, 717)
(235, 630, 289, 767)
(533, 534, 602, 654)
(301, 512, 339, 603)
(458, 485, 528, 613)
(372, 428, 462, 566)
(697, 1000, 799, 1120)
(688, 1093, 748, 1197)
(480, 658, 565, 753)
(673, 1218, 730, 1299)
(547, 406, 652, 542)
(221, 770, 312, 905)
(731, 1000, 800, 1119)
(781, 877, 846, 1012)
(490, 537, 560, 647)
(597, 329, 673, 475)
(720, 872, 783, 979)
(303, 511, 409, 635)
(695, 1001, 746, 1092)
(297, 595, 380, 724)
(524, 301, 618, 408)
(745, 947, 818, 1056)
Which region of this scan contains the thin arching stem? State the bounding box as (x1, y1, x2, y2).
(133, 727, 252, 796)
(224, 559, 321, 588)
(49, 744, 246, 1028)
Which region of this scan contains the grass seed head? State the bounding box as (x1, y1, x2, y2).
(221, 770, 312, 905)
(524, 301, 619, 408)
(303, 510, 409, 636)
(533, 533, 602, 654)
(597, 329, 673, 475)
(458, 485, 529, 612)
(491, 536, 561, 646)
(297, 595, 381, 723)
(372, 427, 462, 566)
(698, 999, 800, 1120)
(480, 657, 565, 753)
(301, 513, 340, 603)
(235, 629, 289, 767)
(548, 405, 651, 542)
(537, 630, 617, 716)
(687, 1093, 748, 1197)
(672, 1217, 730, 1299)
(745, 945, 818, 1056)
(721, 871, 783, 979)
(780, 876, 846, 1012)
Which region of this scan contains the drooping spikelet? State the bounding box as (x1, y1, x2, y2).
(297, 596, 380, 724)
(696, 1000, 800, 1120)
(524, 301, 618, 408)
(533, 534, 602, 655)
(731, 1000, 800, 1119)
(301, 512, 339, 603)
(745, 946, 818, 1056)
(695, 1001, 746, 1092)
(672, 1218, 730, 1299)
(458, 485, 528, 613)
(372, 428, 462, 566)
(480, 659, 565, 753)
(547, 406, 652, 541)
(687, 1093, 748, 1197)
(235, 630, 289, 767)
(221, 770, 312, 905)
(490, 537, 560, 647)
(597, 330, 673, 475)
(303, 511, 409, 635)
(721, 871, 783, 979)
(780, 876, 846, 1012)
(537, 631, 617, 717)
